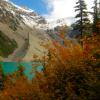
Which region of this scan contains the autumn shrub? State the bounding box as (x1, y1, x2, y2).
(0, 34, 99, 100)
(34, 34, 100, 100)
(0, 66, 42, 100)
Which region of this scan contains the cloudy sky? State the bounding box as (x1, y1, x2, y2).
(9, 0, 94, 24)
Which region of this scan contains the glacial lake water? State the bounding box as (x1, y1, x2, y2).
(0, 62, 44, 80)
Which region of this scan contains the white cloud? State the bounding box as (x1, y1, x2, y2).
(3, 0, 9, 1)
(43, 0, 94, 25)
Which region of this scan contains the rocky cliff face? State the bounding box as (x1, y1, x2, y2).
(0, 0, 50, 61)
(0, 0, 47, 30)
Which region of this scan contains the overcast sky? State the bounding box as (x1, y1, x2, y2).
(8, 0, 94, 24)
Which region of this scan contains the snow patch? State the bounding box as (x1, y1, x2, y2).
(8, 0, 34, 13)
(21, 15, 37, 28)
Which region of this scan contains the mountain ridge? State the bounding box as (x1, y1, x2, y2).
(0, 0, 50, 61)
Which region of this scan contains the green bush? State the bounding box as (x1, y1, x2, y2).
(0, 30, 17, 57)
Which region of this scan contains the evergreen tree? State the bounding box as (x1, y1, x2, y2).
(92, 0, 100, 33)
(74, 0, 90, 36)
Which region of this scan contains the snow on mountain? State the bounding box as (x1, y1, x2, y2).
(47, 17, 75, 29)
(21, 15, 37, 28)
(0, 0, 50, 61)
(1, 0, 72, 30)
(0, 0, 47, 30)
(2, 0, 33, 13)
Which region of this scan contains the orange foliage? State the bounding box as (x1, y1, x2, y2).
(0, 34, 99, 100)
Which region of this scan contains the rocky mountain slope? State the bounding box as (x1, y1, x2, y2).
(0, 0, 50, 61)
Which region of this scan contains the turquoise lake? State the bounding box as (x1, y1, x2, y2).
(0, 62, 44, 80)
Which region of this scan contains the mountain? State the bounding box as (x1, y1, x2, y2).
(47, 17, 75, 29)
(0, 0, 48, 30)
(0, 0, 50, 61)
